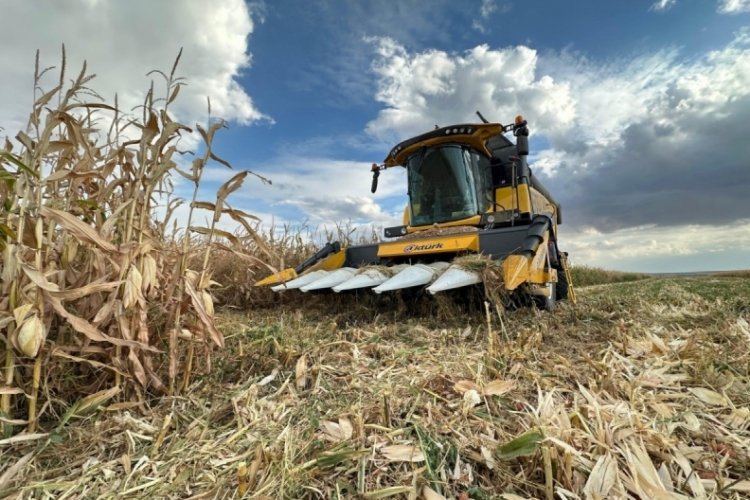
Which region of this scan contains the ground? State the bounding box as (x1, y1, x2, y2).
(2, 277, 749, 499)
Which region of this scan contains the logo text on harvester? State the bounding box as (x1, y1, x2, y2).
(403, 242, 444, 253)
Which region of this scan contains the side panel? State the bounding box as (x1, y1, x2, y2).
(530, 187, 557, 220)
(477, 225, 529, 258)
(494, 184, 532, 214)
(377, 234, 479, 258)
(344, 244, 380, 267)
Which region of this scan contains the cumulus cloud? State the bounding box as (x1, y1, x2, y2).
(199, 157, 407, 228)
(561, 220, 750, 272)
(366, 38, 575, 143)
(543, 30, 750, 230)
(718, 0, 750, 13)
(0, 0, 268, 136)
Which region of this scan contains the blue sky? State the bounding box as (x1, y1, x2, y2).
(2, 0, 750, 272)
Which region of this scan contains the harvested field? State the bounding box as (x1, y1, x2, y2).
(2, 277, 749, 499)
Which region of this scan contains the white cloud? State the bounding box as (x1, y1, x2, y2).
(0, 0, 268, 137)
(366, 38, 575, 143)
(480, 0, 497, 18)
(473, 0, 512, 33)
(195, 156, 407, 229)
(561, 220, 750, 272)
(650, 0, 676, 12)
(718, 0, 750, 13)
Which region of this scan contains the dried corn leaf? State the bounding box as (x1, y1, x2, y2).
(583, 453, 617, 500)
(320, 418, 353, 442)
(453, 380, 480, 394)
(123, 265, 144, 309)
(0, 386, 25, 395)
(687, 387, 728, 406)
(422, 486, 447, 500)
(484, 379, 515, 396)
(295, 355, 309, 390)
(46, 294, 158, 351)
(723, 407, 749, 429)
(59, 386, 121, 428)
(217, 171, 248, 202)
(189, 226, 240, 247)
(40, 206, 117, 252)
(0, 451, 34, 490)
(142, 254, 157, 291)
(185, 279, 224, 348)
(624, 444, 685, 500)
(50, 279, 121, 302)
(21, 263, 60, 292)
(380, 444, 425, 462)
(12, 303, 34, 325)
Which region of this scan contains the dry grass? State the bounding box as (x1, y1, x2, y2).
(2, 277, 748, 498)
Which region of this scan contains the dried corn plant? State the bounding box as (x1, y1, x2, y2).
(0, 49, 271, 435)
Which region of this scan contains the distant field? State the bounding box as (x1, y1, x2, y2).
(5, 276, 749, 498)
(570, 265, 651, 287)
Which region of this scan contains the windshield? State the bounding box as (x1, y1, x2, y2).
(407, 145, 488, 226)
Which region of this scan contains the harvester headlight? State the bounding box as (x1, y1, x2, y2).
(487, 215, 495, 223)
(401, 227, 407, 235)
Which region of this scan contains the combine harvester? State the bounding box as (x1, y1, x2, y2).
(257, 114, 575, 310)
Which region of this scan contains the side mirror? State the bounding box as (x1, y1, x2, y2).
(370, 163, 380, 193)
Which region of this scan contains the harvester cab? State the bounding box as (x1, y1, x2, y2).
(257, 114, 576, 310)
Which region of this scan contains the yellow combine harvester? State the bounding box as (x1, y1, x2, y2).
(257, 114, 575, 310)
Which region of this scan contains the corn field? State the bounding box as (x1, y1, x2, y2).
(2, 52, 749, 500)
(0, 50, 274, 436)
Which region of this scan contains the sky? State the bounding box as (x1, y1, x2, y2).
(1, 0, 750, 272)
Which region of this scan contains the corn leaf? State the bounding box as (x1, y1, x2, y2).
(0, 151, 38, 178)
(497, 430, 544, 460)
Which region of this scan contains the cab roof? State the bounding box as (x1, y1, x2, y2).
(383, 123, 513, 167)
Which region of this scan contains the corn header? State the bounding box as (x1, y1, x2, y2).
(257, 114, 575, 310)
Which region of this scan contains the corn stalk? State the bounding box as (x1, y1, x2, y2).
(0, 49, 272, 434)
